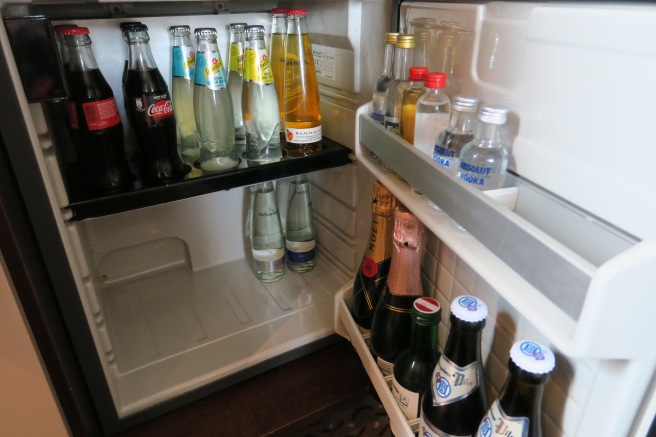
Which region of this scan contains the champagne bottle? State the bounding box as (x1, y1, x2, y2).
(477, 341, 555, 437)
(351, 181, 397, 332)
(420, 295, 489, 437)
(285, 174, 316, 272)
(392, 296, 441, 421)
(370, 203, 425, 376)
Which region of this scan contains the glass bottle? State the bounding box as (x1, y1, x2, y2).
(351, 180, 397, 333)
(63, 27, 133, 195)
(477, 341, 555, 437)
(457, 105, 509, 190)
(170, 25, 200, 167)
(250, 181, 285, 282)
(53, 24, 78, 68)
(371, 32, 398, 124)
(413, 30, 432, 69)
(284, 8, 323, 157)
(400, 66, 429, 145)
(370, 204, 425, 376)
(242, 25, 282, 165)
(433, 95, 479, 172)
(227, 23, 247, 151)
(435, 30, 460, 99)
(413, 72, 451, 157)
(269, 8, 287, 141)
(119, 22, 141, 114)
(383, 34, 415, 136)
(420, 295, 489, 437)
(125, 24, 187, 183)
(193, 28, 238, 174)
(392, 296, 441, 421)
(285, 174, 316, 273)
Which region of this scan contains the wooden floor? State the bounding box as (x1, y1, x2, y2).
(115, 338, 371, 437)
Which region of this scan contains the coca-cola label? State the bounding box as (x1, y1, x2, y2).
(132, 93, 174, 122)
(194, 50, 227, 90)
(81, 97, 121, 131)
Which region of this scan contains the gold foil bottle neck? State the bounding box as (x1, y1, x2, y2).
(385, 32, 400, 45)
(371, 180, 396, 217)
(396, 34, 415, 49)
(393, 204, 424, 249)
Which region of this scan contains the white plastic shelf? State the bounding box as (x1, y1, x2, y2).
(353, 104, 656, 360)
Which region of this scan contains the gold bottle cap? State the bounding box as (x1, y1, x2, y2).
(437, 31, 458, 47)
(371, 180, 396, 216)
(385, 32, 400, 44)
(396, 34, 415, 49)
(415, 30, 432, 43)
(393, 203, 424, 249)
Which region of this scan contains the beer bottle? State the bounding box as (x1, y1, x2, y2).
(392, 296, 441, 421)
(370, 203, 425, 376)
(420, 295, 489, 436)
(477, 341, 555, 437)
(284, 8, 323, 156)
(351, 180, 397, 332)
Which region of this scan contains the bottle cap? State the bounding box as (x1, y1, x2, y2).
(450, 295, 488, 323)
(229, 23, 247, 30)
(272, 8, 288, 15)
(408, 66, 429, 81)
(393, 204, 424, 249)
(437, 31, 458, 48)
(127, 23, 149, 32)
(53, 24, 78, 34)
(385, 32, 400, 44)
(412, 297, 441, 324)
(509, 340, 556, 375)
(287, 8, 307, 16)
(244, 25, 265, 35)
(425, 72, 446, 88)
(120, 22, 142, 30)
(415, 30, 432, 43)
(371, 180, 396, 217)
(169, 25, 191, 35)
(194, 27, 217, 36)
(452, 95, 479, 112)
(396, 34, 415, 49)
(479, 105, 508, 124)
(62, 27, 90, 36)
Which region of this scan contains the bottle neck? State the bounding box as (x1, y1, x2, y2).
(498, 361, 548, 420)
(66, 35, 98, 71)
(196, 36, 219, 53)
(473, 121, 503, 148)
(382, 42, 395, 76)
(393, 47, 413, 80)
(448, 110, 477, 134)
(272, 15, 287, 34)
(172, 33, 194, 49)
(435, 44, 455, 74)
(245, 35, 266, 51)
(364, 210, 394, 259)
(287, 15, 308, 36)
(443, 314, 485, 366)
(128, 31, 157, 70)
(386, 238, 423, 297)
(409, 318, 438, 355)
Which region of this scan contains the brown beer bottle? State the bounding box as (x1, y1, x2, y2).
(476, 341, 555, 437)
(351, 181, 397, 332)
(419, 294, 489, 436)
(369, 203, 425, 376)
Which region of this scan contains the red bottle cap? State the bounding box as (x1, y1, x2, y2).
(53, 24, 78, 34)
(272, 8, 288, 14)
(287, 8, 307, 16)
(408, 66, 429, 81)
(62, 27, 90, 36)
(425, 72, 447, 89)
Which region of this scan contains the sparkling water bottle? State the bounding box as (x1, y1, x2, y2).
(227, 23, 247, 151)
(250, 181, 285, 282)
(285, 174, 316, 273)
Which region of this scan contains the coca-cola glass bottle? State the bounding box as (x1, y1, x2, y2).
(62, 27, 133, 195)
(125, 24, 187, 183)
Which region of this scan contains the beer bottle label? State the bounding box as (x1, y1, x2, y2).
(172, 46, 195, 79)
(392, 376, 420, 420)
(419, 414, 469, 437)
(431, 354, 479, 406)
(81, 98, 121, 131)
(194, 50, 227, 90)
(229, 43, 244, 75)
(243, 48, 274, 86)
(477, 400, 528, 437)
(285, 240, 316, 262)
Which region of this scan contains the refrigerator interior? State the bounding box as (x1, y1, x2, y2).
(0, 0, 391, 430)
(334, 2, 656, 437)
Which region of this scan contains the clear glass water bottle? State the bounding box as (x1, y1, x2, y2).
(458, 105, 509, 190)
(285, 174, 316, 273)
(284, 9, 323, 156)
(250, 181, 285, 282)
(400, 66, 428, 145)
(269, 8, 287, 141)
(170, 25, 200, 167)
(227, 23, 247, 151)
(477, 341, 555, 437)
(242, 25, 282, 165)
(371, 32, 398, 124)
(193, 28, 238, 174)
(413, 72, 451, 157)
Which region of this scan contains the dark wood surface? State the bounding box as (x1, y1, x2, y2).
(115, 338, 371, 437)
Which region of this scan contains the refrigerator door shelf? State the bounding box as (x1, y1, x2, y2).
(355, 106, 653, 360)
